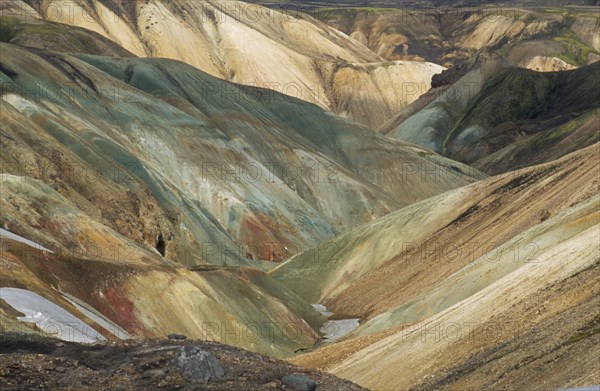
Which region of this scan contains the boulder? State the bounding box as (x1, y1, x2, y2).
(171, 346, 225, 382)
(167, 334, 187, 340)
(281, 374, 317, 391)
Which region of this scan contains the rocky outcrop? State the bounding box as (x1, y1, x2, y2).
(171, 346, 225, 382)
(0, 334, 368, 390)
(282, 374, 318, 391)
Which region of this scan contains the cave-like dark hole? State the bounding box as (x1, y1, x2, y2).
(156, 233, 166, 257)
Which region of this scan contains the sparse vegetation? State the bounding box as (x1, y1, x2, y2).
(565, 315, 600, 346)
(553, 30, 598, 67)
(19, 22, 101, 53)
(0, 16, 23, 43)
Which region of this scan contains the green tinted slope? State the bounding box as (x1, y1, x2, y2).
(0, 16, 134, 56)
(445, 63, 600, 165)
(388, 55, 599, 173)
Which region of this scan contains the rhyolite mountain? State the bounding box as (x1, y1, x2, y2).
(297, 2, 600, 69)
(0, 43, 480, 264)
(284, 143, 600, 390)
(1, 1, 599, 390)
(0, 40, 479, 359)
(1, 0, 445, 128)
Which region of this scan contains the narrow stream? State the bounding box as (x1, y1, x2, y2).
(312, 304, 360, 342)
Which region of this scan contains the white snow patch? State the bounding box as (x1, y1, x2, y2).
(0, 228, 53, 253)
(2, 94, 40, 112)
(0, 288, 105, 343)
(62, 292, 131, 339)
(320, 318, 360, 341)
(312, 303, 359, 342)
(312, 303, 333, 317)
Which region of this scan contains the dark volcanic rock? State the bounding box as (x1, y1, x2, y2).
(0, 323, 368, 391)
(167, 334, 188, 340)
(172, 346, 225, 381)
(281, 374, 317, 391)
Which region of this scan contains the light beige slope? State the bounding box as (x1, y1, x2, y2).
(11, 0, 442, 128)
(16, 0, 377, 91)
(505, 40, 583, 71)
(329, 223, 598, 390)
(520, 55, 577, 71)
(458, 12, 562, 50)
(289, 144, 600, 390)
(571, 16, 600, 51)
(325, 60, 444, 127)
(323, 143, 599, 320)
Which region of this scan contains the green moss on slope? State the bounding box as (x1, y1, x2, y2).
(554, 30, 598, 67)
(444, 63, 600, 157)
(2, 17, 132, 56)
(0, 16, 23, 43)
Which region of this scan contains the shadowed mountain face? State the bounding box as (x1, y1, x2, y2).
(1, 0, 445, 128)
(381, 53, 600, 174)
(442, 63, 600, 171)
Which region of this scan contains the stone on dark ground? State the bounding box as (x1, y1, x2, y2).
(0, 335, 369, 390)
(167, 334, 187, 340)
(281, 373, 317, 391)
(171, 346, 225, 381)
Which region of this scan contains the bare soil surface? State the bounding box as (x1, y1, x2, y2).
(0, 333, 368, 391)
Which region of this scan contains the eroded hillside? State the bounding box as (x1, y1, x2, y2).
(313, 4, 600, 70)
(1, 0, 444, 128)
(284, 143, 600, 390)
(1, 2, 599, 390)
(381, 52, 600, 174)
(1, 43, 480, 264)
(0, 39, 481, 359)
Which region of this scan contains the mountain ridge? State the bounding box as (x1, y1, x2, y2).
(2, 0, 445, 128)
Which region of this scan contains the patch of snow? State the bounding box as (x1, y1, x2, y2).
(311, 303, 333, 317)
(0, 288, 105, 343)
(62, 292, 131, 339)
(0, 228, 53, 253)
(312, 303, 359, 342)
(320, 318, 360, 341)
